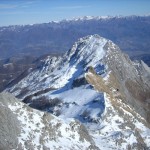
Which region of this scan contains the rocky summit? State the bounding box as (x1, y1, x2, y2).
(2, 35, 150, 149)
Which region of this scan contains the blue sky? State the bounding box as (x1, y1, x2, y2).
(0, 0, 150, 26)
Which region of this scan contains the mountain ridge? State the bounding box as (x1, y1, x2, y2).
(1, 15, 150, 27)
(6, 35, 150, 124)
(4, 35, 150, 149)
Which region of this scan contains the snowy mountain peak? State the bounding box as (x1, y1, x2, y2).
(7, 35, 115, 93)
(60, 15, 149, 23)
(70, 16, 111, 21)
(66, 34, 108, 68)
(4, 34, 150, 149)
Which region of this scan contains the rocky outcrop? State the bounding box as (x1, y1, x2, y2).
(0, 93, 21, 150)
(103, 41, 150, 125)
(85, 68, 150, 149)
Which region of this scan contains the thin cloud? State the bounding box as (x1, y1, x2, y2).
(0, 4, 18, 9)
(25, 1, 36, 5)
(0, 11, 50, 15)
(0, 11, 24, 15)
(54, 5, 91, 9)
(21, 0, 38, 7)
(0, 1, 37, 10)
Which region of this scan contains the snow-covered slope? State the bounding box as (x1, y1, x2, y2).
(5, 35, 150, 149)
(8, 35, 107, 93)
(62, 15, 141, 22)
(0, 92, 98, 150)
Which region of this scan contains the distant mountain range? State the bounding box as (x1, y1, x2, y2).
(0, 15, 150, 93)
(0, 15, 150, 65)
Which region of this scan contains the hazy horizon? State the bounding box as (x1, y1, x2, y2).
(0, 0, 150, 26)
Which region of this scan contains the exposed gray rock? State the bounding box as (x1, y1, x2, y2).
(0, 97, 20, 150)
(103, 41, 150, 124)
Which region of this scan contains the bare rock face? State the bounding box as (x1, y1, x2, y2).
(0, 93, 21, 150)
(102, 41, 150, 124)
